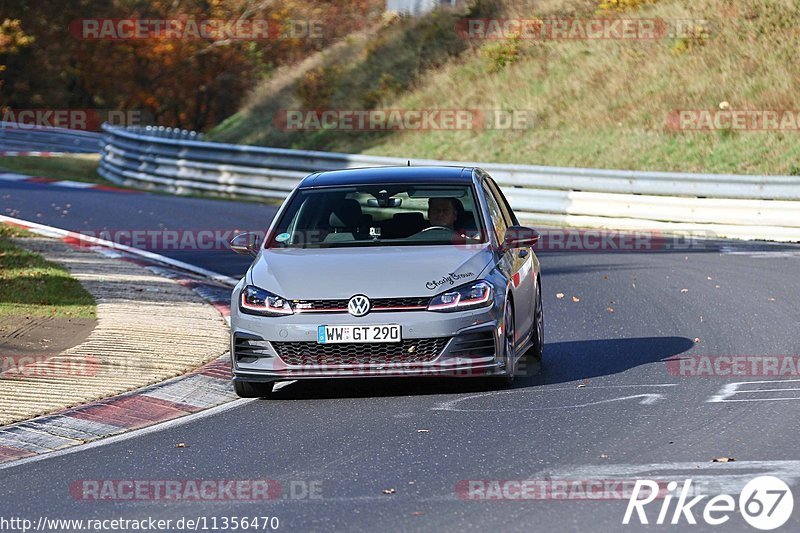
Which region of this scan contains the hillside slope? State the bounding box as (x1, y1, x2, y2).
(211, 0, 800, 175)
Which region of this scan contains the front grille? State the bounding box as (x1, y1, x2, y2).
(294, 299, 348, 311)
(272, 338, 449, 366)
(234, 335, 272, 363)
(448, 330, 496, 357)
(293, 297, 430, 313)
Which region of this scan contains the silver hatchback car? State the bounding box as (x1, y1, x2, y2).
(228, 166, 543, 397)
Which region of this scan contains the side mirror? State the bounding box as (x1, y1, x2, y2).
(501, 225, 539, 251)
(229, 232, 261, 257)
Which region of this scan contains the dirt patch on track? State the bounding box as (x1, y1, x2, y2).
(0, 315, 96, 368)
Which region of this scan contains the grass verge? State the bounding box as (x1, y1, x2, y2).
(210, 0, 800, 176)
(0, 154, 106, 184)
(0, 224, 96, 318)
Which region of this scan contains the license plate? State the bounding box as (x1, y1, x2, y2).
(317, 325, 401, 344)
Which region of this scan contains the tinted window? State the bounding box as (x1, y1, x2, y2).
(268, 184, 486, 248)
(481, 181, 509, 244)
(486, 177, 518, 227)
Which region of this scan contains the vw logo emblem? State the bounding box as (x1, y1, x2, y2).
(348, 295, 371, 317)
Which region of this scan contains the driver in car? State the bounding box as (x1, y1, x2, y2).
(426, 197, 458, 230)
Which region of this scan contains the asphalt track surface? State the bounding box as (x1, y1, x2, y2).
(2, 179, 800, 531)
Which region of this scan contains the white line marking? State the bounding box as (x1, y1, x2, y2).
(432, 385, 675, 412)
(170, 460, 800, 504)
(0, 214, 238, 286)
(0, 398, 255, 471)
(729, 388, 800, 393)
(708, 379, 800, 403)
(711, 398, 800, 402)
(532, 384, 678, 390)
(540, 460, 800, 494)
(719, 246, 800, 258)
(708, 382, 740, 403)
(52, 180, 95, 189)
(0, 172, 31, 181)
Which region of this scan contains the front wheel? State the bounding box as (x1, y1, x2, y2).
(518, 280, 544, 377)
(233, 380, 273, 398)
(493, 298, 515, 386)
(530, 280, 544, 361)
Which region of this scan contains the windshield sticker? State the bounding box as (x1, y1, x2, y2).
(275, 232, 291, 243)
(426, 271, 475, 291)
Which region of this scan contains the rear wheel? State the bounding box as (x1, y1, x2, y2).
(234, 380, 273, 398)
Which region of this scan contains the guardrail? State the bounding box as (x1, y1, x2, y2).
(0, 122, 103, 153)
(99, 124, 800, 242)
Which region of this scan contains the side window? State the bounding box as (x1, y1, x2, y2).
(482, 182, 508, 244)
(486, 177, 518, 227)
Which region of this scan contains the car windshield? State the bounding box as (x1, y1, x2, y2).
(267, 184, 485, 248)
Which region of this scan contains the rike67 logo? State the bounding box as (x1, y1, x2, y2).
(624, 476, 794, 530)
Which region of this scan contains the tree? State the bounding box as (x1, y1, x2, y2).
(0, 0, 382, 130)
(0, 18, 33, 106)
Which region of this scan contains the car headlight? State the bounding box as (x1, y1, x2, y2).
(427, 280, 493, 312)
(239, 285, 294, 316)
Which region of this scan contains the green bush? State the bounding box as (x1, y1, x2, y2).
(482, 35, 522, 73)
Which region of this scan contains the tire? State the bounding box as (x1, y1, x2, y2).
(234, 380, 273, 398)
(530, 279, 544, 361)
(518, 279, 544, 377)
(494, 297, 515, 386)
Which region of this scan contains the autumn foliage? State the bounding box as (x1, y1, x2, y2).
(0, 0, 382, 130)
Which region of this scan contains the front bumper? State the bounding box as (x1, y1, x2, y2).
(230, 303, 505, 382)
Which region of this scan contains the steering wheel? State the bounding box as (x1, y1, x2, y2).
(421, 225, 452, 232)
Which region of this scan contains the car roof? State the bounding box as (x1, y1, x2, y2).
(298, 166, 476, 188)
